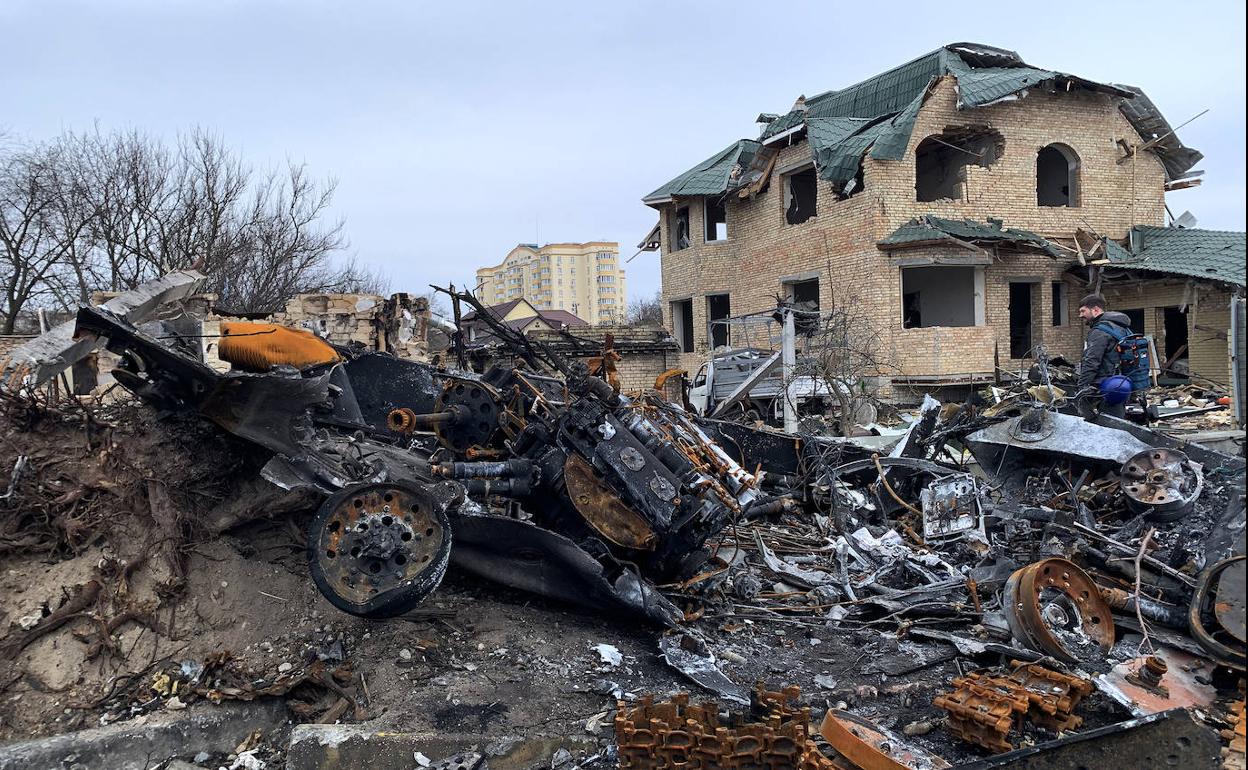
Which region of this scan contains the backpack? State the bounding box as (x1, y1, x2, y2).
(1094, 321, 1151, 391)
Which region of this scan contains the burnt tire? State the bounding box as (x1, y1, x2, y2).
(307, 481, 452, 618)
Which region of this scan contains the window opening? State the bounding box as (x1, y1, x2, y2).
(784, 168, 817, 224)
(1009, 282, 1034, 358)
(1162, 306, 1189, 377)
(901, 267, 977, 328)
(915, 126, 1004, 202)
(1037, 143, 1080, 207)
(787, 278, 820, 311)
(671, 299, 694, 353)
(706, 294, 731, 348)
(1051, 281, 1067, 326)
(673, 207, 691, 251)
(705, 198, 727, 241)
(1122, 308, 1146, 334)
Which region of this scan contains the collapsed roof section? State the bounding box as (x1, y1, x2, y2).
(642, 140, 761, 205)
(1102, 226, 1246, 287)
(643, 42, 1203, 206)
(880, 215, 1064, 258)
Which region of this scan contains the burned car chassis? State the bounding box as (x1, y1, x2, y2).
(73, 304, 764, 624)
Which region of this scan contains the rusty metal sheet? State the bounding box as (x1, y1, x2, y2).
(819, 710, 951, 770)
(563, 453, 656, 551)
(1095, 646, 1217, 717)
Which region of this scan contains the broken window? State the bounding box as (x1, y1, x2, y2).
(1036, 144, 1080, 207)
(901, 267, 977, 328)
(839, 164, 865, 200)
(704, 198, 727, 241)
(1051, 281, 1067, 326)
(706, 294, 730, 348)
(783, 167, 817, 225)
(1009, 282, 1035, 358)
(671, 298, 694, 353)
(672, 207, 691, 251)
(1162, 306, 1189, 377)
(787, 278, 820, 312)
(914, 127, 1003, 202)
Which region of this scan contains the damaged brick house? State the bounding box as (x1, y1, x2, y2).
(641, 42, 1243, 399)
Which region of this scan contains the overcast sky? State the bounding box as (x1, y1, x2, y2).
(4, 0, 1244, 304)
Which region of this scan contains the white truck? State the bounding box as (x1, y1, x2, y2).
(687, 347, 837, 424)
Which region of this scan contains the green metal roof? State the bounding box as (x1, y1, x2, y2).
(880, 215, 1063, 257)
(1105, 226, 1246, 287)
(642, 140, 759, 203)
(647, 43, 1202, 205)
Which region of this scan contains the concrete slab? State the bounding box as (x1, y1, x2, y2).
(285, 725, 599, 770)
(0, 700, 288, 770)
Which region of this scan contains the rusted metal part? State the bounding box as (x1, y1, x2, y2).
(586, 333, 621, 391)
(1126, 655, 1171, 697)
(615, 686, 836, 770)
(1002, 558, 1114, 664)
(954, 708, 1223, 770)
(934, 661, 1093, 753)
(819, 709, 951, 769)
(563, 453, 657, 551)
(386, 407, 419, 434)
(1225, 698, 1246, 770)
(1096, 646, 1216, 716)
(307, 482, 452, 618)
(1190, 555, 1248, 669)
(1121, 447, 1203, 521)
(653, 368, 686, 390)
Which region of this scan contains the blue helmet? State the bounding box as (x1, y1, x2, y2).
(1100, 374, 1133, 405)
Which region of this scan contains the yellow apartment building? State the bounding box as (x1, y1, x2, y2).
(475, 242, 627, 326)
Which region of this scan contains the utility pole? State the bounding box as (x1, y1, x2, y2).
(781, 304, 798, 434)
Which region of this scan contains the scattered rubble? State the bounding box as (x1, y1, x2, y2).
(0, 273, 1244, 768)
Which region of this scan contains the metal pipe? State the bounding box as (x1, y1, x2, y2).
(432, 460, 532, 480)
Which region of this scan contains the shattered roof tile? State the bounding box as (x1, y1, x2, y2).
(643, 140, 760, 203)
(1105, 226, 1246, 287)
(880, 215, 1062, 257)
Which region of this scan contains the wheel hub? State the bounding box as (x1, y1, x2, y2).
(309, 483, 451, 617)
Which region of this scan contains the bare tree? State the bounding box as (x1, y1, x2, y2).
(0, 126, 363, 323)
(0, 142, 86, 333)
(625, 290, 664, 326)
(786, 289, 892, 436)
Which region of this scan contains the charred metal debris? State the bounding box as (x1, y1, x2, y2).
(3, 273, 1245, 767)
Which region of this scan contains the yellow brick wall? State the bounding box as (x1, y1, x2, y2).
(657, 76, 1169, 391)
(1101, 281, 1235, 386)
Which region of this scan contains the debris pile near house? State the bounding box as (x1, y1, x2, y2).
(0, 273, 1243, 768)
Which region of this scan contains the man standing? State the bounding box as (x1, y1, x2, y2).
(1077, 293, 1134, 418)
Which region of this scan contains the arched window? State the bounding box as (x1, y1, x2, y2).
(1037, 144, 1080, 207)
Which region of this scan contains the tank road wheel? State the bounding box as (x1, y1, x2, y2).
(308, 482, 452, 618)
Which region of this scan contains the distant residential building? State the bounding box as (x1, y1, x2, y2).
(475, 242, 626, 326)
(460, 298, 588, 345)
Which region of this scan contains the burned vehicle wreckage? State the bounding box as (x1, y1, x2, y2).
(5, 271, 1243, 767)
(69, 289, 767, 625)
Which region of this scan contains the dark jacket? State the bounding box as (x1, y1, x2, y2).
(1078, 310, 1132, 388)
